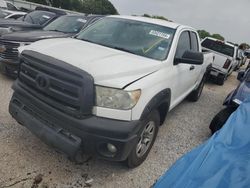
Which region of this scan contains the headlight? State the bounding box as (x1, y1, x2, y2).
(96, 86, 141, 110)
(19, 42, 32, 46)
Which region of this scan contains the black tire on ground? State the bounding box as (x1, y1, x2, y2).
(188, 75, 206, 102)
(216, 74, 226, 86)
(126, 110, 160, 168)
(209, 107, 237, 134)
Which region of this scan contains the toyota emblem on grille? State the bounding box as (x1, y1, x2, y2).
(36, 74, 49, 89)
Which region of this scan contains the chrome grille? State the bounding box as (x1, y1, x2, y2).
(0, 40, 20, 60)
(18, 51, 94, 118)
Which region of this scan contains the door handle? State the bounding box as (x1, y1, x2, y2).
(190, 65, 195, 71)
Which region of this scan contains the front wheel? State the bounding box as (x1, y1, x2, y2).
(209, 107, 236, 134)
(126, 110, 160, 168)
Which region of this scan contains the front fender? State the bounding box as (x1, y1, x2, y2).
(140, 89, 171, 122)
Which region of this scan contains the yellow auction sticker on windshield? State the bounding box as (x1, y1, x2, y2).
(149, 30, 170, 39)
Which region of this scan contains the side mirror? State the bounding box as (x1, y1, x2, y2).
(174, 50, 204, 65)
(237, 71, 245, 82)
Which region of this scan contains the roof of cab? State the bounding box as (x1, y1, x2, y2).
(108, 15, 191, 30)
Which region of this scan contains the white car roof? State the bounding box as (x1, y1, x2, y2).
(108, 15, 191, 30)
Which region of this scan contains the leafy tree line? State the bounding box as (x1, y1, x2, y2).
(142, 14, 172, 22)
(197, 30, 225, 41)
(198, 30, 249, 49)
(239, 43, 250, 50)
(25, 0, 118, 14)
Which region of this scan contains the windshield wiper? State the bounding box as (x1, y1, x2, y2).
(76, 39, 137, 55)
(78, 38, 93, 43)
(48, 29, 63, 32)
(112, 46, 137, 55)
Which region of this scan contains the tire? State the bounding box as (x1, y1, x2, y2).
(126, 110, 160, 168)
(216, 74, 226, 86)
(188, 75, 206, 102)
(209, 107, 236, 134)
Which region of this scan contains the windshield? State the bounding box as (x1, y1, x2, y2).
(44, 16, 87, 33)
(24, 11, 56, 25)
(202, 39, 235, 57)
(76, 17, 175, 61)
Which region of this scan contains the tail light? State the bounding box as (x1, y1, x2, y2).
(223, 59, 231, 69)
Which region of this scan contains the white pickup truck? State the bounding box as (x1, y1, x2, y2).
(201, 37, 239, 85)
(9, 15, 212, 168)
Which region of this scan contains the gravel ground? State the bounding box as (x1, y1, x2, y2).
(0, 72, 239, 188)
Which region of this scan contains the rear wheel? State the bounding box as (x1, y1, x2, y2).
(216, 74, 226, 86)
(209, 107, 236, 134)
(126, 110, 160, 168)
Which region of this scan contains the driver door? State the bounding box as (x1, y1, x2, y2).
(173, 30, 201, 102)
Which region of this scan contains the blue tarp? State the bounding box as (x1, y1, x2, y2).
(154, 97, 250, 188)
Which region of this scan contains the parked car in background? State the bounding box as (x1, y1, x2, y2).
(235, 48, 245, 69)
(0, 0, 19, 11)
(201, 37, 239, 85)
(0, 9, 66, 35)
(0, 14, 103, 77)
(9, 16, 212, 168)
(0, 9, 26, 19)
(154, 97, 250, 188)
(244, 49, 250, 69)
(209, 68, 250, 134)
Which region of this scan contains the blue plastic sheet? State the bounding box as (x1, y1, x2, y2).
(154, 97, 250, 188)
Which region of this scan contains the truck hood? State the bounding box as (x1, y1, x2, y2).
(0, 19, 41, 28)
(1, 30, 73, 42)
(20, 38, 162, 88)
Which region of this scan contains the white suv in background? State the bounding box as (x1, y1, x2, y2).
(201, 37, 239, 85)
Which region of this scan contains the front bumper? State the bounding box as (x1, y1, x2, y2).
(9, 83, 143, 161)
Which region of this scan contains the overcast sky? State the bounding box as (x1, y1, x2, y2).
(109, 0, 250, 44)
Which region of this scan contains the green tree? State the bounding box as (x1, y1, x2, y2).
(239, 43, 250, 50)
(26, 0, 47, 5)
(142, 14, 170, 21)
(197, 30, 225, 41)
(142, 14, 151, 18)
(25, 0, 118, 14)
(197, 30, 210, 39)
(211, 33, 224, 41)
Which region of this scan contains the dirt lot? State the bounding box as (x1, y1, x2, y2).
(0, 72, 239, 188)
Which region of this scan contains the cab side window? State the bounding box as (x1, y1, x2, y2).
(175, 31, 191, 58)
(190, 32, 199, 52)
